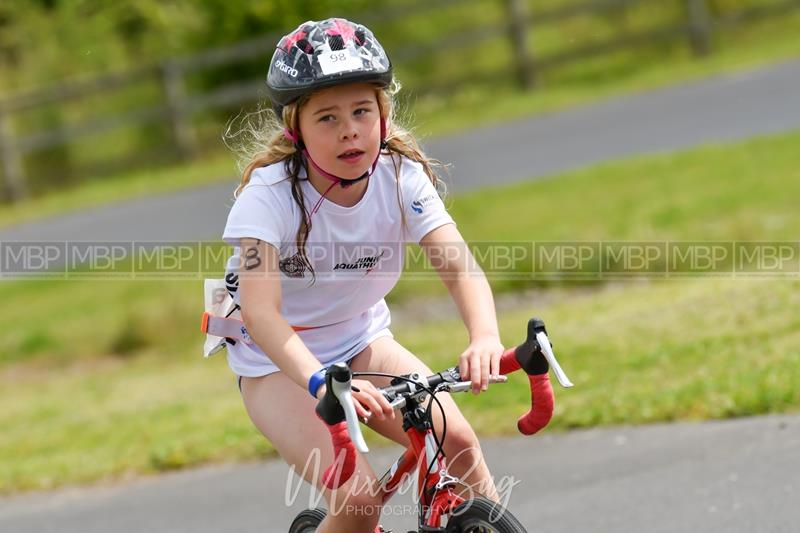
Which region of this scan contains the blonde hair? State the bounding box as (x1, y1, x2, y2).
(224, 81, 446, 278)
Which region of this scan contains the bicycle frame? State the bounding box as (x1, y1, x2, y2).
(375, 396, 464, 529)
(312, 317, 574, 531)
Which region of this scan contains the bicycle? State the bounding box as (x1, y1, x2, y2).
(290, 317, 573, 533)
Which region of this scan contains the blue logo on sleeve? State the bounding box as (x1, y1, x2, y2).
(410, 194, 436, 214)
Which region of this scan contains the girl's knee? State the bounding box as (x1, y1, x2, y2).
(443, 421, 483, 463)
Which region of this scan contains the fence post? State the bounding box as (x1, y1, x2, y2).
(161, 60, 196, 160)
(686, 0, 712, 56)
(503, 0, 536, 89)
(0, 107, 28, 202)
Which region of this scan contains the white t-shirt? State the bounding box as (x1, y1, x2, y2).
(221, 153, 454, 377)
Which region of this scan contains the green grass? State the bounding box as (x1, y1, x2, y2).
(1, 129, 799, 493)
(394, 128, 800, 298)
(417, 280, 800, 430)
(0, 351, 265, 492)
(0, 10, 798, 228)
(0, 279, 204, 365)
(2, 278, 797, 494)
(2, 129, 798, 367)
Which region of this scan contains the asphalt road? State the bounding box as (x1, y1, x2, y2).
(1, 414, 797, 533)
(1, 58, 799, 243)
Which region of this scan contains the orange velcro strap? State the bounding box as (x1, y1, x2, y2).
(202, 313, 320, 343)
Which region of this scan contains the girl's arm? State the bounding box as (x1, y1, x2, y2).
(237, 239, 393, 419)
(238, 239, 325, 392)
(420, 224, 504, 394)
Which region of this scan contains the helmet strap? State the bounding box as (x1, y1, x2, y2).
(283, 118, 387, 216)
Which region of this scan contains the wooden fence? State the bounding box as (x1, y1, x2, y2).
(0, 0, 798, 202)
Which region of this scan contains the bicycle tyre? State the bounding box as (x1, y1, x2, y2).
(288, 508, 327, 533)
(445, 497, 527, 532)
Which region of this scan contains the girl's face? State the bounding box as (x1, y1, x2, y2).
(298, 83, 382, 180)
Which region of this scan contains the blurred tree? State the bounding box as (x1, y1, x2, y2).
(0, 0, 375, 195)
(0, 0, 379, 93)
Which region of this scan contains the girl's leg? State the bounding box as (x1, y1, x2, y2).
(349, 336, 500, 502)
(240, 372, 383, 532)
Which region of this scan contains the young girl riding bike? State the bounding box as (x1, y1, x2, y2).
(220, 18, 506, 532)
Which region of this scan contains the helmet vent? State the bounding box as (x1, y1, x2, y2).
(328, 34, 345, 51)
(355, 30, 365, 45)
(296, 38, 314, 54)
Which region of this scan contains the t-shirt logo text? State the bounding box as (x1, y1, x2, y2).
(333, 251, 386, 272)
(411, 194, 437, 214)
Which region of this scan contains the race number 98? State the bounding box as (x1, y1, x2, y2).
(319, 49, 362, 75)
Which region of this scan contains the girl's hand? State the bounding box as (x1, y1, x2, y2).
(459, 335, 505, 394)
(315, 379, 395, 422)
(350, 378, 396, 422)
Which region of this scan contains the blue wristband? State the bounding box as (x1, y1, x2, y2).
(308, 368, 327, 399)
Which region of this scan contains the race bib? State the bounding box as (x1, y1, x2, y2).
(202, 278, 235, 358)
(318, 49, 363, 75)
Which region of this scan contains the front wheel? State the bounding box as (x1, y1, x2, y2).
(445, 497, 527, 532)
(288, 508, 326, 533)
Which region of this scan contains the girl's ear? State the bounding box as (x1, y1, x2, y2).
(283, 128, 298, 143)
(284, 128, 306, 150)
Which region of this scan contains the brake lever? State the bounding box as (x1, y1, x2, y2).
(327, 364, 370, 453)
(536, 331, 573, 388)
